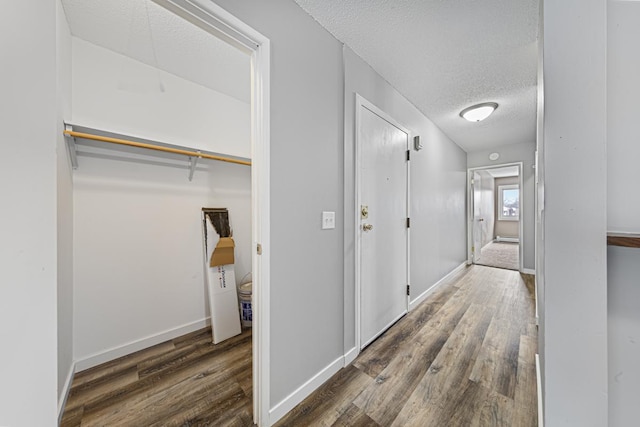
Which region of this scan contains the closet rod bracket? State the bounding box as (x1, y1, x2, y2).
(188, 153, 201, 181)
(64, 124, 79, 169)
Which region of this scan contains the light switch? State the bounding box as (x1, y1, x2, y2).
(322, 211, 336, 230)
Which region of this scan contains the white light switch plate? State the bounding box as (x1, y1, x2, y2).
(322, 211, 335, 229)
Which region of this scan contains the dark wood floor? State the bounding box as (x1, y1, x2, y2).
(60, 327, 254, 426)
(276, 265, 537, 427)
(61, 265, 537, 426)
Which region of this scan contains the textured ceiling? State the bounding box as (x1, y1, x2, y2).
(294, 0, 539, 152)
(61, 0, 250, 103)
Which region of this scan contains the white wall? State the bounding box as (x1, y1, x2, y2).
(607, 2, 640, 425)
(56, 0, 74, 411)
(608, 1, 640, 234)
(213, 0, 346, 411)
(468, 142, 535, 270)
(71, 35, 252, 368)
(72, 38, 251, 159)
(542, 0, 608, 425)
(73, 154, 250, 367)
(608, 246, 640, 426)
(343, 46, 468, 351)
(0, 3, 59, 426)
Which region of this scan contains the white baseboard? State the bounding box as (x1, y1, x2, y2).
(344, 346, 358, 366)
(269, 355, 344, 425)
(521, 268, 536, 275)
(495, 236, 519, 243)
(58, 361, 76, 423)
(409, 262, 467, 311)
(75, 317, 211, 372)
(536, 353, 543, 427)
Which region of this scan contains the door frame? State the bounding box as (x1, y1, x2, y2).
(467, 162, 524, 271)
(354, 94, 411, 352)
(152, 1, 270, 425)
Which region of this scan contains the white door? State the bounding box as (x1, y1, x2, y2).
(472, 171, 485, 263)
(358, 101, 409, 349)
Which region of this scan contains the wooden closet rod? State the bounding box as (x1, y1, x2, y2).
(63, 130, 251, 166)
(607, 232, 640, 249)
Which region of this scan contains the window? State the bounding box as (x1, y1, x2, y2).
(498, 184, 519, 221)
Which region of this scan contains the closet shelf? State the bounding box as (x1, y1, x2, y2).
(63, 123, 251, 181)
(607, 232, 640, 248)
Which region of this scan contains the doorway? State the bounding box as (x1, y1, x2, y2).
(468, 163, 523, 271)
(58, 0, 270, 425)
(355, 95, 410, 350)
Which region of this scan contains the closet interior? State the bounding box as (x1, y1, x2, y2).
(58, 0, 253, 421)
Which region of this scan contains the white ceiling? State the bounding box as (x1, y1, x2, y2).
(294, 0, 539, 153)
(61, 0, 539, 153)
(60, 0, 250, 103)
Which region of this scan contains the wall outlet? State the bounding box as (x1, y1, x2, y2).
(322, 211, 335, 230)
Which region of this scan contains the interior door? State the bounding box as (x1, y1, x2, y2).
(472, 171, 485, 263)
(359, 103, 408, 349)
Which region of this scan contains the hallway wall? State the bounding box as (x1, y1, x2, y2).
(211, 0, 346, 413)
(607, 2, 640, 425)
(0, 3, 59, 425)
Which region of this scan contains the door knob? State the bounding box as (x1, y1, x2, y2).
(363, 223, 373, 231)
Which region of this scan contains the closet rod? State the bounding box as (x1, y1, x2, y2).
(63, 130, 251, 166)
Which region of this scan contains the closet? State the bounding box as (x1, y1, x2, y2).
(59, 0, 253, 386)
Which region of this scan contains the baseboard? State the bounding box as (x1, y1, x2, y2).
(58, 361, 76, 423)
(344, 346, 358, 366)
(75, 317, 211, 372)
(521, 268, 536, 275)
(536, 353, 543, 427)
(409, 262, 467, 311)
(269, 355, 344, 425)
(495, 236, 519, 243)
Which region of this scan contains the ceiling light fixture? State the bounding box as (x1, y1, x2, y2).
(460, 102, 498, 122)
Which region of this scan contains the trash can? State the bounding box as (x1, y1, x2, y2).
(238, 282, 252, 328)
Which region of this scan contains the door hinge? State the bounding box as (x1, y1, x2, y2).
(406, 284, 410, 296)
(407, 218, 411, 228)
(256, 243, 262, 255)
(406, 150, 411, 161)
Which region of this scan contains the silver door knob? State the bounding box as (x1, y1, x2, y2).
(363, 224, 373, 231)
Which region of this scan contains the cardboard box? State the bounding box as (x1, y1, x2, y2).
(210, 237, 235, 267)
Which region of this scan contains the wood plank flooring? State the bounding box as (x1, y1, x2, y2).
(276, 265, 537, 427)
(60, 328, 254, 426)
(61, 265, 537, 426)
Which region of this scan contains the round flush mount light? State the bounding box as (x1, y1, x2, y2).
(489, 152, 500, 161)
(460, 102, 498, 122)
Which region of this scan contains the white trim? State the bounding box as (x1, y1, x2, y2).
(150, 3, 271, 425)
(354, 94, 411, 353)
(536, 353, 543, 427)
(75, 318, 211, 372)
(409, 262, 467, 311)
(58, 361, 76, 424)
(495, 236, 519, 243)
(344, 346, 358, 366)
(521, 268, 536, 275)
(467, 162, 524, 271)
(269, 355, 344, 425)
